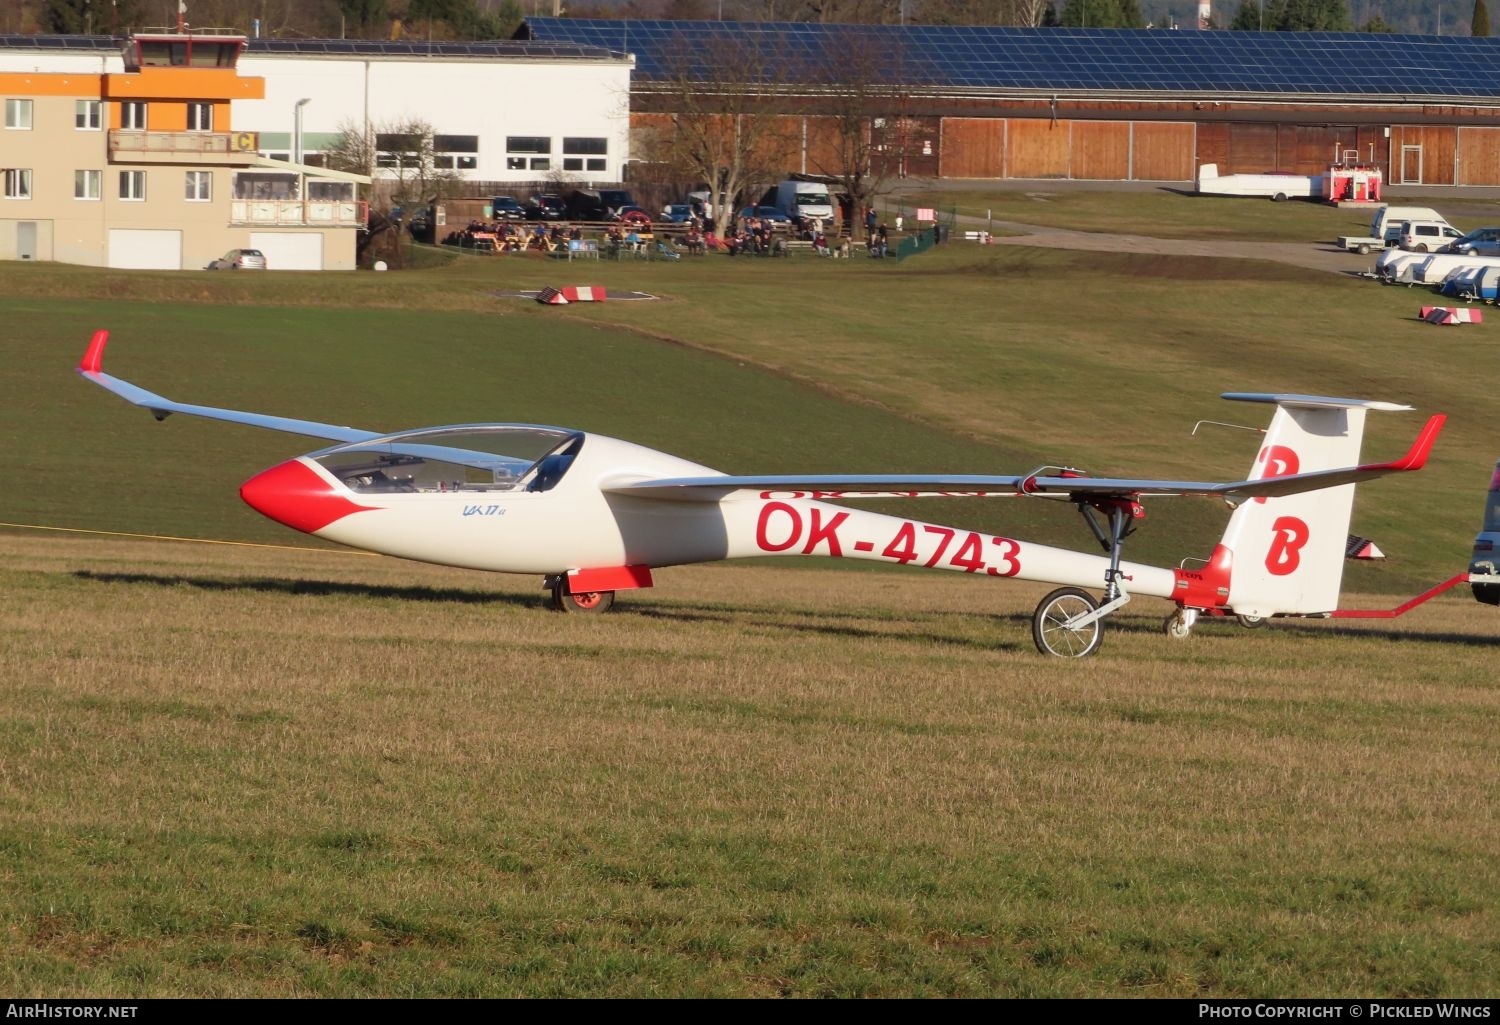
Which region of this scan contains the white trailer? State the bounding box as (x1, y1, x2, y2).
(1196, 163, 1321, 201)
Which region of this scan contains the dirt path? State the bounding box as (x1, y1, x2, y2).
(980, 218, 1375, 275)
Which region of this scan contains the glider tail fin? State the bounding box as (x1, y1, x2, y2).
(1211, 395, 1406, 617)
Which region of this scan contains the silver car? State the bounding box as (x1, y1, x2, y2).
(207, 248, 267, 270)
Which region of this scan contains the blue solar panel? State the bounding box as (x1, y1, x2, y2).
(245, 37, 618, 61)
(521, 17, 1500, 98)
(0, 34, 120, 50)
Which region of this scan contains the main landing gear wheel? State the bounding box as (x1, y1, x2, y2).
(1032, 587, 1103, 658)
(1236, 614, 1267, 629)
(549, 579, 615, 614)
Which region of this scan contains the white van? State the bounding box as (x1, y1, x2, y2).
(774, 180, 835, 224)
(1397, 219, 1464, 252)
(1370, 205, 1445, 246)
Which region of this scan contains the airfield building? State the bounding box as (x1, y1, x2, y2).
(519, 18, 1500, 190)
(0, 31, 368, 270)
(234, 39, 633, 187)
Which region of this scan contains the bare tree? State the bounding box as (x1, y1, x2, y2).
(911, 0, 1049, 24)
(326, 115, 460, 264)
(640, 32, 798, 232)
(802, 26, 923, 241)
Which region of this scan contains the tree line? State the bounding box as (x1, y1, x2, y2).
(0, 0, 1488, 37)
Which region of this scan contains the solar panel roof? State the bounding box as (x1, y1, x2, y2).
(245, 37, 620, 61)
(0, 34, 119, 51)
(521, 18, 1500, 99)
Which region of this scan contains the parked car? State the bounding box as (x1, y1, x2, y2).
(614, 205, 654, 227)
(737, 205, 792, 224)
(661, 203, 695, 223)
(1397, 219, 1463, 253)
(1444, 227, 1500, 257)
(1470, 459, 1500, 606)
(206, 248, 266, 270)
(490, 195, 526, 220)
(524, 193, 566, 220)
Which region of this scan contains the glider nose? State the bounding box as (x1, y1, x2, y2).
(240, 459, 372, 535)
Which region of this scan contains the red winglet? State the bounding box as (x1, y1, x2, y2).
(78, 330, 109, 374)
(1362, 414, 1445, 473)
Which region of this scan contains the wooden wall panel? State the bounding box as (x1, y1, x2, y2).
(1292, 125, 1329, 174)
(1276, 124, 1299, 171)
(800, 116, 846, 178)
(1227, 124, 1278, 172)
(1070, 121, 1130, 180)
(1131, 122, 1194, 181)
(939, 117, 1005, 178)
(1194, 122, 1229, 175)
(1412, 125, 1457, 184)
(1459, 127, 1500, 186)
(1353, 126, 1386, 170)
(1006, 118, 1070, 178)
(1392, 125, 1457, 184)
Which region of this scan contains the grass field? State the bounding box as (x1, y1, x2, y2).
(1, 190, 1497, 996)
(898, 186, 1500, 243)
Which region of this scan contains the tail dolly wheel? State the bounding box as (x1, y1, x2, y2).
(547, 576, 616, 614)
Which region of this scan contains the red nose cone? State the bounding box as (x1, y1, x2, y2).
(240, 459, 374, 534)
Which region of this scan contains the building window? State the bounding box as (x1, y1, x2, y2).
(375, 132, 422, 170)
(587, 158, 606, 172)
(120, 100, 147, 131)
(529, 158, 550, 171)
(185, 170, 211, 202)
(75, 100, 101, 130)
(563, 137, 607, 155)
(433, 134, 478, 171)
(3, 168, 31, 199)
(74, 169, 101, 200)
(4, 98, 32, 130)
(506, 157, 526, 170)
(119, 170, 146, 201)
(506, 136, 549, 154)
(563, 158, 583, 171)
(186, 102, 212, 132)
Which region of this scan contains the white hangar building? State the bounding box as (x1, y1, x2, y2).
(235, 38, 634, 186)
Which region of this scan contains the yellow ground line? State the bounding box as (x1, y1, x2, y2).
(0, 521, 380, 557)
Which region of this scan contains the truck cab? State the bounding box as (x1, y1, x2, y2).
(1471, 461, 1500, 605)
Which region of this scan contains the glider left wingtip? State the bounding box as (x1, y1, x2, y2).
(78, 329, 109, 375)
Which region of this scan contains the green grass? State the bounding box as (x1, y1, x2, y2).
(1, 194, 1497, 996)
(0, 537, 1495, 997)
(1, 237, 1489, 592)
(896, 187, 1500, 242)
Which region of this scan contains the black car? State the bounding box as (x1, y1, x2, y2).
(490, 196, 526, 220)
(525, 193, 566, 220)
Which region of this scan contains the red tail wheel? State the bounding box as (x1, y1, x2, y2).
(549, 578, 616, 614)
